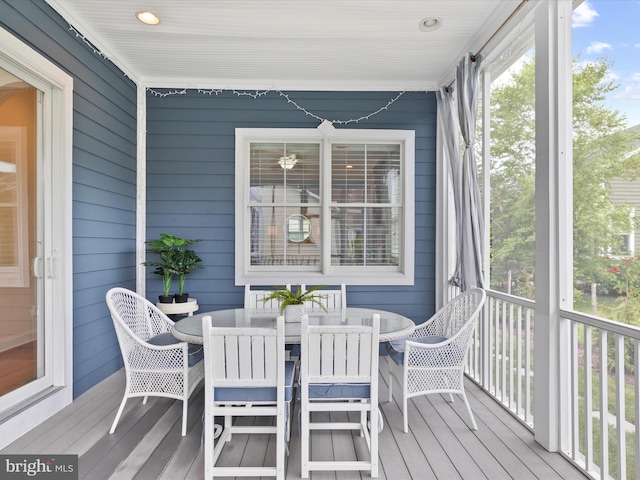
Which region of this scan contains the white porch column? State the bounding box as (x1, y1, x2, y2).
(533, 0, 573, 452)
(136, 83, 147, 295)
(480, 69, 492, 388)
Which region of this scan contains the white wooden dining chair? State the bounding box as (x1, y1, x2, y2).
(299, 313, 380, 478)
(106, 287, 205, 436)
(202, 314, 294, 479)
(300, 283, 346, 311)
(385, 288, 486, 433)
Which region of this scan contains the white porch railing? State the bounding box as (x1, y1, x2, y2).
(467, 289, 640, 480)
(467, 290, 535, 427)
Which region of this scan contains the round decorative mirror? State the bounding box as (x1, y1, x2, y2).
(284, 214, 311, 242)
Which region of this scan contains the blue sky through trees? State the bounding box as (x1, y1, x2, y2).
(573, 0, 640, 127)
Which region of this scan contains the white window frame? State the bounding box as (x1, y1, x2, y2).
(0, 126, 29, 287)
(235, 127, 415, 286)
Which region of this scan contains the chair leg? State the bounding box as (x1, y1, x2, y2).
(109, 396, 128, 434)
(277, 405, 286, 480)
(387, 372, 393, 402)
(370, 404, 379, 478)
(224, 414, 233, 441)
(286, 404, 292, 442)
(203, 409, 213, 479)
(461, 392, 478, 430)
(301, 407, 309, 478)
(181, 399, 188, 436)
(402, 395, 408, 433)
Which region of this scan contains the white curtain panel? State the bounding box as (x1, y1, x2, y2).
(436, 86, 463, 289)
(455, 53, 485, 290)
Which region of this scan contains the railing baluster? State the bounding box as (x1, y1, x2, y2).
(525, 307, 531, 424)
(493, 297, 499, 396)
(501, 299, 507, 402)
(599, 329, 609, 479)
(570, 320, 578, 460)
(584, 325, 593, 473)
(488, 296, 495, 394)
(508, 302, 514, 409)
(615, 333, 626, 480)
(516, 304, 523, 417)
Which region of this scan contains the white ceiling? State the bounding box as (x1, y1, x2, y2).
(45, 0, 523, 91)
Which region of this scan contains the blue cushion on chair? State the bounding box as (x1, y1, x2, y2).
(213, 360, 296, 402)
(384, 335, 448, 365)
(147, 332, 204, 367)
(305, 382, 371, 399)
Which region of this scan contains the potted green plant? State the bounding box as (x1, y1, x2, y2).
(173, 247, 202, 303)
(142, 233, 201, 303)
(262, 285, 327, 322)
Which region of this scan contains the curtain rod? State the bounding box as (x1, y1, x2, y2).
(445, 0, 530, 91)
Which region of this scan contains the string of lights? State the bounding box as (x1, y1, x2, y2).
(69, 25, 106, 59)
(147, 87, 407, 124)
(278, 90, 406, 125)
(69, 25, 136, 81)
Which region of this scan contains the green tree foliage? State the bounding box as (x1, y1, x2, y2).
(489, 56, 640, 300)
(490, 60, 536, 298)
(603, 256, 640, 327)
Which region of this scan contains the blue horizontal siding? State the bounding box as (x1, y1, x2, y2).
(146, 90, 437, 322)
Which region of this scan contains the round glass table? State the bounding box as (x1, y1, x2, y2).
(172, 307, 415, 344)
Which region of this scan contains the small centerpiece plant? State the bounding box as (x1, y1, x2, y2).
(262, 285, 327, 322)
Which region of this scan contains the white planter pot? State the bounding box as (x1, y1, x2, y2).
(284, 304, 305, 323)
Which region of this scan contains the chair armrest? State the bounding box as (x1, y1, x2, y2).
(404, 338, 466, 368)
(405, 317, 477, 368)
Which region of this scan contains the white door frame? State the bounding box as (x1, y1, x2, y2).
(0, 26, 73, 449)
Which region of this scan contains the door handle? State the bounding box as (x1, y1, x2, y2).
(47, 254, 57, 279)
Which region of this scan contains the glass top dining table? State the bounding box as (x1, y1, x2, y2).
(172, 307, 415, 344)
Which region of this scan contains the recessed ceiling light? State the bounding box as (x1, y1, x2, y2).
(419, 17, 442, 32)
(136, 11, 160, 25)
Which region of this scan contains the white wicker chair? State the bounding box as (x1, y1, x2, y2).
(106, 287, 205, 436)
(202, 314, 294, 479)
(299, 313, 380, 478)
(300, 284, 346, 311)
(386, 288, 486, 433)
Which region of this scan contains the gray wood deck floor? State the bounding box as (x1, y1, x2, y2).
(2, 359, 587, 479)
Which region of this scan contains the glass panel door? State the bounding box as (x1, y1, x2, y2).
(0, 66, 43, 398)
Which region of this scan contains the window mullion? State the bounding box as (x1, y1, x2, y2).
(322, 137, 331, 275)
